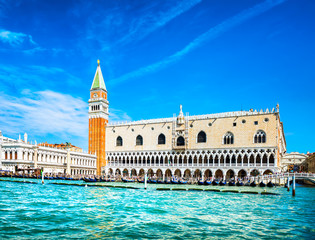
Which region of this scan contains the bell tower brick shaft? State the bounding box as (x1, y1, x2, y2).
(88, 60, 109, 175)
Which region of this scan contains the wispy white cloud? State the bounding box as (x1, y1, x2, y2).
(0, 64, 82, 92)
(0, 90, 131, 148)
(0, 90, 88, 138)
(117, 0, 202, 45)
(110, 0, 287, 85)
(0, 29, 36, 46)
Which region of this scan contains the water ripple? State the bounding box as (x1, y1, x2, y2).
(0, 180, 314, 239)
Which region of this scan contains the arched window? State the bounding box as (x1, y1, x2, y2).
(177, 136, 185, 146)
(197, 131, 206, 143)
(254, 130, 266, 143)
(158, 134, 166, 145)
(136, 135, 143, 146)
(223, 132, 234, 144)
(116, 136, 123, 146)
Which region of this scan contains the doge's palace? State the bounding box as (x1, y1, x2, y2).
(87, 61, 286, 180)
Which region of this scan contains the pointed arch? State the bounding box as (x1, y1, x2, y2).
(243, 155, 248, 165)
(116, 136, 123, 146)
(254, 130, 266, 143)
(197, 131, 207, 143)
(223, 132, 234, 144)
(204, 155, 208, 165)
(177, 136, 185, 146)
(158, 134, 166, 145)
(269, 154, 275, 165)
(262, 154, 268, 165)
(136, 135, 143, 145)
(256, 154, 261, 166)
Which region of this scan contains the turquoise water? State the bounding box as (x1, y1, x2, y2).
(0, 178, 314, 239)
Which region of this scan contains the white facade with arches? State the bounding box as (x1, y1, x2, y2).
(0, 132, 97, 175)
(104, 105, 286, 178)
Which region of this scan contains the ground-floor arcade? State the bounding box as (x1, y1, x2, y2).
(105, 167, 276, 181)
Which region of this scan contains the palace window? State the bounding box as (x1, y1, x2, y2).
(254, 121, 258, 125)
(223, 132, 234, 144)
(254, 130, 266, 143)
(177, 136, 185, 146)
(136, 135, 143, 146)
(158, 134, 166, 145)
(116, 136, 123, 146)
(197, 131, 206, 143)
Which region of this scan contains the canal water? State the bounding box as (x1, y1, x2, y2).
(0, 178, 314, 239)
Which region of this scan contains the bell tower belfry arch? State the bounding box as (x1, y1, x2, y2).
(88, 60, 109, 175)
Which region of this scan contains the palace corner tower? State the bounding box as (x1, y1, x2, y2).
(88, 60, 109, 175)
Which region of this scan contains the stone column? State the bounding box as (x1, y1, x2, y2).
(33, 147, 38, 168)
(66, 150, 71, 175)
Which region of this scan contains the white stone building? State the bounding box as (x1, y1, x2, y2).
(0, 131, 97, 175)
(104, 105, 286, 180)
(281, 152, 307, 172)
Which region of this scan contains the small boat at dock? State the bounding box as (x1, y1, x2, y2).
(122, 178, 135, 183)
(236, 181, 244, 186)
(228, 181, 236, 186)
(219, 180, 226, 186)
(267, 181, 274, 187)
(250, 181, 257, 187)
(259, 182, 266, 187)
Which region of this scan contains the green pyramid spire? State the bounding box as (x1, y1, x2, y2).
(91, 60, 106, 90)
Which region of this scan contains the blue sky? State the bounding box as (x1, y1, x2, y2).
(0, 0, 314, 153)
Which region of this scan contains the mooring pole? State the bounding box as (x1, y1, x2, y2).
(287, 176, 290, 191)
(41, 171, 44, 184)
(292, 174, 296, 197)
(144, 173, 147, 190)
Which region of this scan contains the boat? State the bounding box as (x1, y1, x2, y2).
(228, 181, 236, 186)
(244, 181, 251, 186)
(164, 180, 171, 184)
(250, 181, 257, 187)
(57, 176, 66, 180)
(205, 180, 212, 185)
(198, 181, 205, 185)
(267, 181, 274, 187)
(179, 179, 188, 184)
(65, 177, 74, 180)
(150, 179, 157, 184)
(236, 181, 244, 186)
(137, 179, 144, 183)
(83, 178, 97, 182)
(171, 179, 179, 184)
(219, 180, 226, 186)
(259, 182, 266, 187)
(157, 180, 165, 184)
(212, 180, 219, 186)
(122, 178, 135, 183)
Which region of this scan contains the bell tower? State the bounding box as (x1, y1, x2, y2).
(88, 60, 109, 175)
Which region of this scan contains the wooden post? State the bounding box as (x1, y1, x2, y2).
(145, 173, 148, 190)
(292, 174, 296, 197)
(287, 176, 290, 191)
(41, 169, 44, 184)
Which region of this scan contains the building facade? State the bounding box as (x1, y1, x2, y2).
(0, 131, 97, 175)
(88, 62, 287, 179)
(280, 152, 307, 172)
